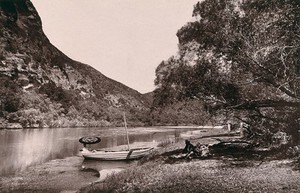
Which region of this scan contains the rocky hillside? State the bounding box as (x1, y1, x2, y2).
(0, 0, 150, 128)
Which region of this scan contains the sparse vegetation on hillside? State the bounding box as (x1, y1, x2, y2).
(0, 0, 151, 128)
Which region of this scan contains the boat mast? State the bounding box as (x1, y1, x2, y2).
(123, 112, 130, 150)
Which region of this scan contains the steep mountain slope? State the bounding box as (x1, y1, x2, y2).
(0, 0, 150, 128)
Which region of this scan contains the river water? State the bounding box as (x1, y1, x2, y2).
(0, 126, 198, 176)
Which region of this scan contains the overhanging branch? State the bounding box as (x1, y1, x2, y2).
(229, 99, 300, 110)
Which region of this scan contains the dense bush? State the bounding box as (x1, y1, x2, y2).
(0, 76, 21, 114)
(153, 0, 300, 145)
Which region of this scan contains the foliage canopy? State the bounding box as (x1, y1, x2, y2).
(154, 0, 300, 144)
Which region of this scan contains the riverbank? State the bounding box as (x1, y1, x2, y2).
(79, 137, 300, 193)
(0, 156, 98, 193)
(0, 126, 229, 192)
(0, 126, 204, 192)
(1, 127, 299, 193)
(1, 145, 299, 193)
(80, 158, 300, 193)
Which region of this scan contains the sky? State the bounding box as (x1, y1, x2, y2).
(31, 0, 198, 94)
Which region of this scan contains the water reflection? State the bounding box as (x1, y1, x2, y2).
(0, 127, 197, 176)
(0, 128, 77, 176)
(82, 159, 131, 172)
(81, 159, 131, 181)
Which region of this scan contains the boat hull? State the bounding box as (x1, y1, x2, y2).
(81, 147, 154, 160)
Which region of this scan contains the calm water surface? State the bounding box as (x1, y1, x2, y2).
(0, 126, 197, 176)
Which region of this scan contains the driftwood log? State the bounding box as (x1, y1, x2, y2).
(177, 140, 258, 159)
(209, 140, 256, 154)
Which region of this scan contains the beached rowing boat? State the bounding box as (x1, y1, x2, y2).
(80, 112, 154, 160)
(81, 147, 154, 160)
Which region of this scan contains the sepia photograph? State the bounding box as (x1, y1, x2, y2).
(0, 0, 300, 192)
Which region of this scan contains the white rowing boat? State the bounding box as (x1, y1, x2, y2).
(80, 112, 154, 160)
(81, 147, 154, 160)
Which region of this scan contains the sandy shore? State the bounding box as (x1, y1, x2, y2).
(0, 156, 99, 193)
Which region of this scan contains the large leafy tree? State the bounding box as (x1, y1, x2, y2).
(154, 0, 300, 144)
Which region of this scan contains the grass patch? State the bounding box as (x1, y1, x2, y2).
(81, 159, 300, 193)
